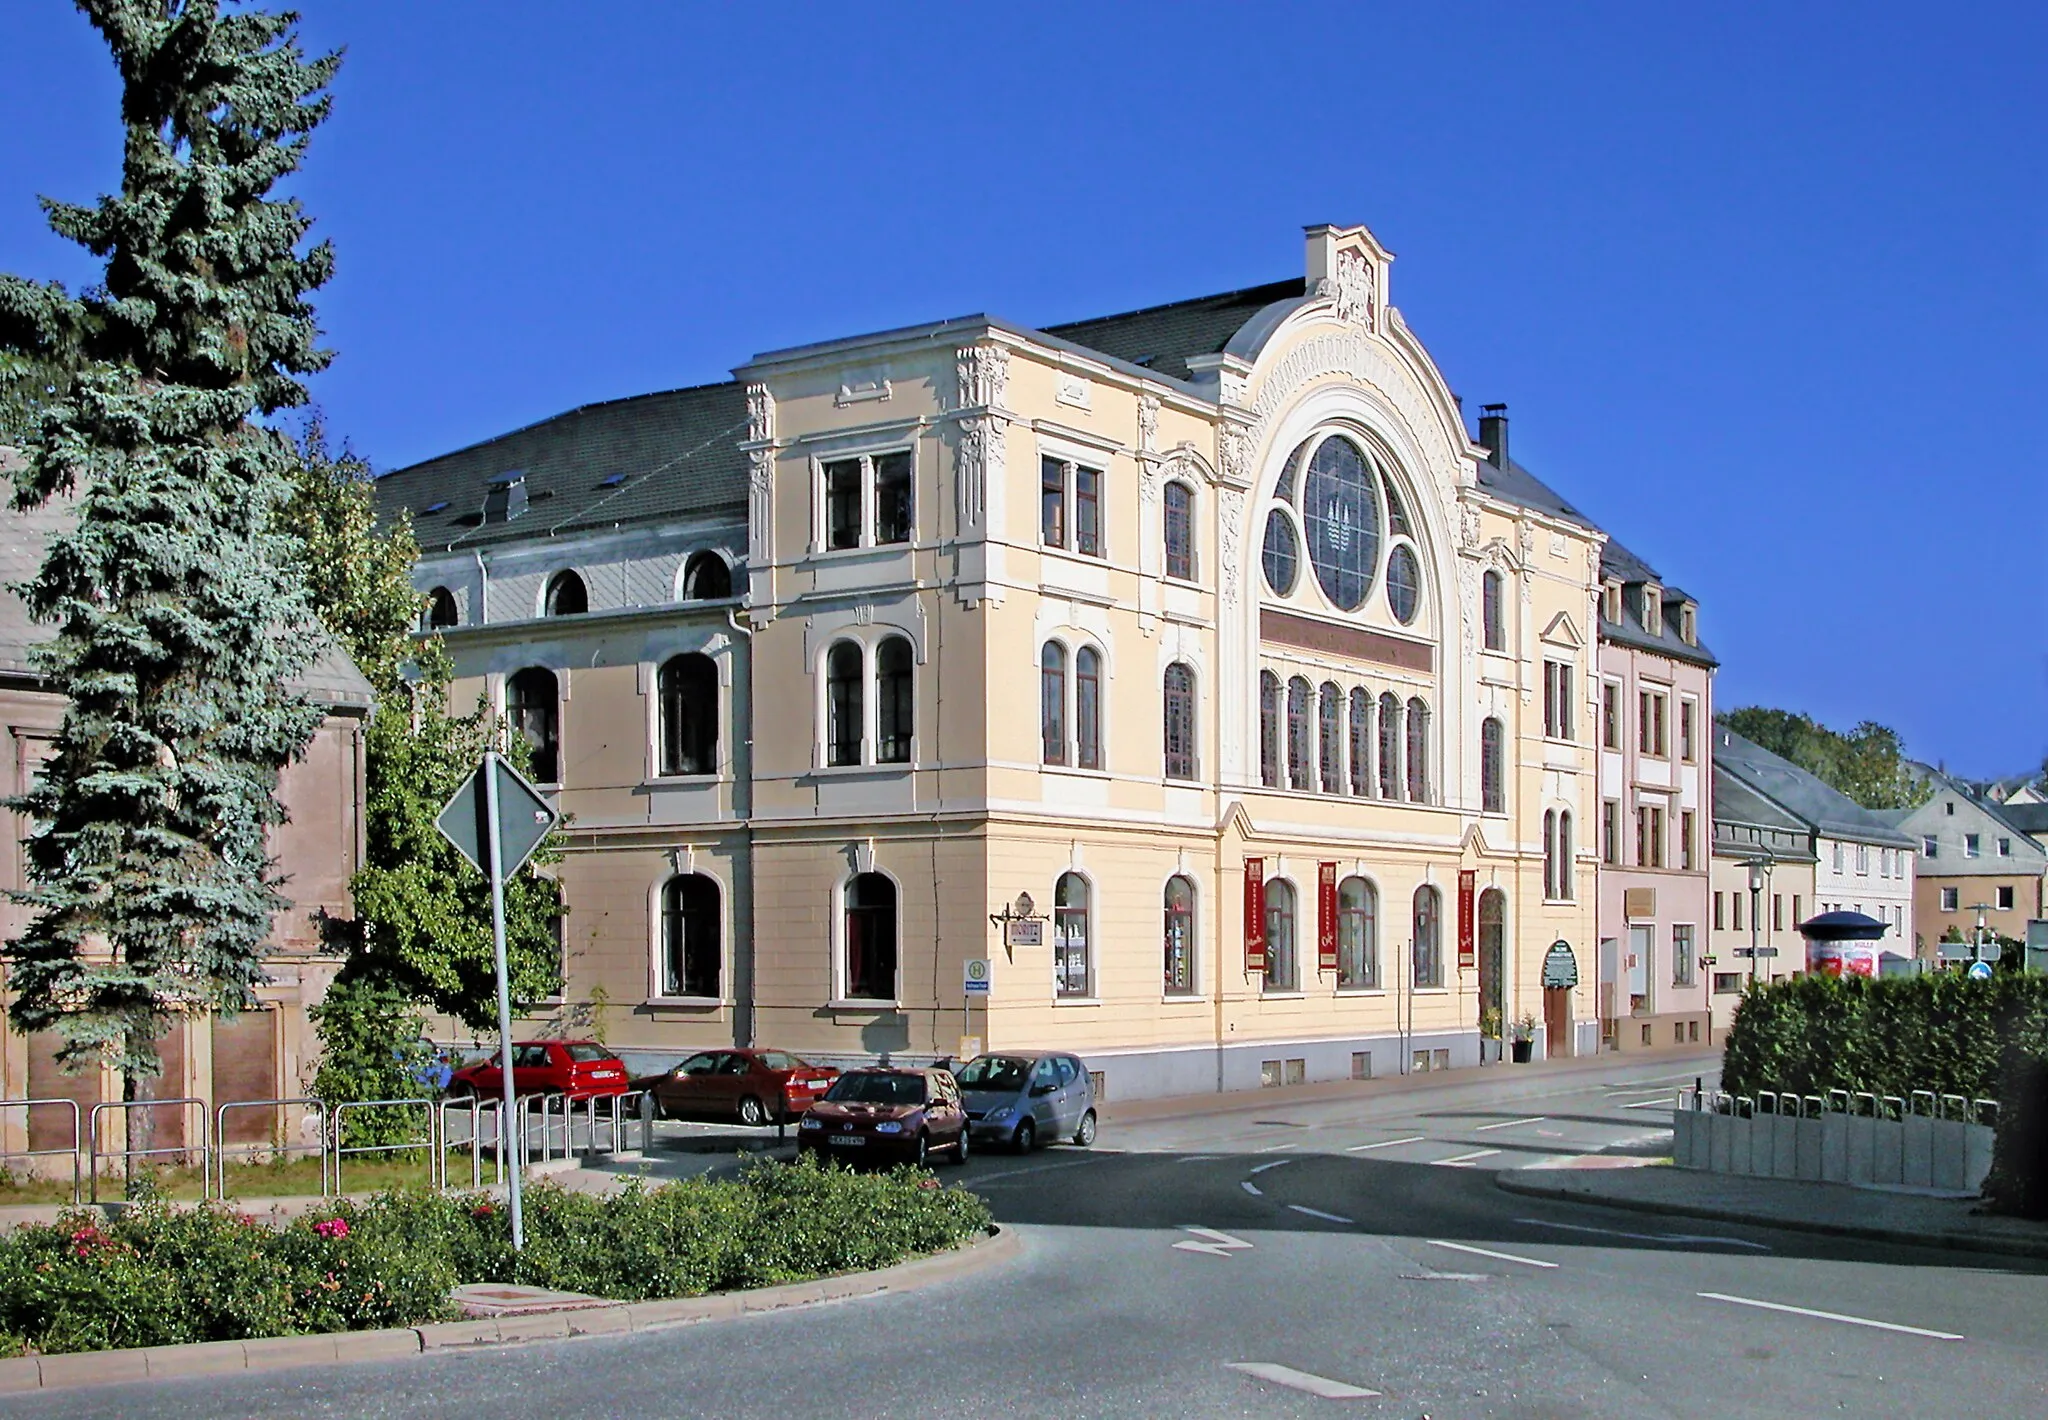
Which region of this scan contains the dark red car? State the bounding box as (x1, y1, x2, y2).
(797, 1067, 969, 1168)
(448, 1040, 629, 1100)
(635, 1048, 840, 1126)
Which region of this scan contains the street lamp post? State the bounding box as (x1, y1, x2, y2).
(1743, 853, 1775, 987)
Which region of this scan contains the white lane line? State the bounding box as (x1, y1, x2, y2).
(1430, 1148, 1502, 1167)
(1623, 1099, 1675, 1110)
(1226, 1362, 1380, 1399)
(1287, 1203, 1355, 1224)
(1346, 1135, 1426, 1152)
(1254, 1141, 1298, 1153)
(1426, 1239, 1559, 1270)
(1474, 1115, 1547, 1132)
(969, 1155, 1111, 1185)
(1697, 1291, 1962, 1341)
(1516, 1217, 1772, 1251)
(1174, 1155, 1224, 1164)
(1241, 1180, 1263, 1196)
(1250, 1158, 1295, 1175)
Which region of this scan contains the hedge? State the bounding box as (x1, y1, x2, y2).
(1720, 974, 2048, 1215)
(0, 1158, 992, 1356)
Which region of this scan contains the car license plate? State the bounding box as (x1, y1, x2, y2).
(827, 1135, 865, 1147)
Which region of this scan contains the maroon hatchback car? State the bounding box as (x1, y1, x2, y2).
(448, 1041, 629, 1100)
(797, 1067, 969, 1168)
(636, 1048, 840, 1126)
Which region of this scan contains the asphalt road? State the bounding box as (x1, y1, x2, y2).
(13, 1053, 2048, 1419)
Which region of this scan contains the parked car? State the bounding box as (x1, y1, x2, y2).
(797, 1067, 969, 1168)
(634, 1048, 840, 1126)
(956, 1051, 1096, 1152)
(447, 1040, 629, 1100)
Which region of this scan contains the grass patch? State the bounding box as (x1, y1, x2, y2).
(0, 1154, 452, 1205)
(0, 1157, 992, 1355)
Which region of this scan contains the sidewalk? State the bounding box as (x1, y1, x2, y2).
(1497, 1159, 2048, 1262)
(1099, 1047, 1720, 1128)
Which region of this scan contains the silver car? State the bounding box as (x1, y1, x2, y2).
(955, 1051, 1097, 1152)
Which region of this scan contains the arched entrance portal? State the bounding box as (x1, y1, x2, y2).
(1477, 888, 1505, 1043)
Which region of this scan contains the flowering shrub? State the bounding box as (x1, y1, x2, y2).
(0, 1159, 990, 1355)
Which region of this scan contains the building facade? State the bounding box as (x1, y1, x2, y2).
(1887, 780, 2046, 952)
(1707, 764, 1816, 1033)
(379, 225, 1610, 1100)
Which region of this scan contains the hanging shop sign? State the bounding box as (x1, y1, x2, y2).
(1541, 939, 1579, 990)
(1317, 862, 1339, 973)
(1243, 857, 1266, 974)
(1457, 870, 1477, 972)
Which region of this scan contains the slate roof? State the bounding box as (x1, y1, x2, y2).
(0, 473, 373, 710)
(1043, 279, 1304, 382)
(1997, 802, 2048, 838)
(1712, 763, 1813, 839)
(1713, 727, 1917, 848)
(370, 381, 751, 551)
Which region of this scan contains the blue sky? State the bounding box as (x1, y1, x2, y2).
(2, 3, 2041, 775)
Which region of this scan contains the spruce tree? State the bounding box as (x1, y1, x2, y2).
(0, 3, 338, 1107)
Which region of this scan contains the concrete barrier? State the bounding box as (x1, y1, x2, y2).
(1675, 1091, 1992, 1196)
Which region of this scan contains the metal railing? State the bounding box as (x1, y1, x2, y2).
(329, 1099, 439, 1196)
(214, 1097, 330, 1200)
(1684, 1085, 1998, 1127)
(0, 1098, 82, 1205)
(87, 1097, 209, 1203)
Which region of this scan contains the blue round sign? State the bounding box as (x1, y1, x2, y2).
(1968, 961, 1993, 980)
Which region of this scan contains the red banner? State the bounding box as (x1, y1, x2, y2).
(1317, 862, 1339, 972)
(1457, 869, 1477, 971)
(1243, 857, 1266, 973)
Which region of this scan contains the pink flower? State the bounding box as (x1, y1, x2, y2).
(313, 1217, 350, 1240)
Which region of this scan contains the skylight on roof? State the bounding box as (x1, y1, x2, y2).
(423, 500, 449, 514)
(598, 473, 626, 488)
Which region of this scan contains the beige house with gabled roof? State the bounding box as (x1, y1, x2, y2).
(378, 224, 1608, 1101)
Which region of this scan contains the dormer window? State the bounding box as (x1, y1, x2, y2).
(1677, 601, 1696, 646)
(1602, 580, 1622, 625)
(543, 570, 588, 617)
(1640, 584, 1662, 637)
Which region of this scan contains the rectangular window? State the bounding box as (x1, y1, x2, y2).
(1680, 699, 1696, 762)
(1998, 885, 2016, 911)
(1772, 894, 1784, 932)
(824, 458, 863, 551)
(872, 452, 912, 545)
(1074, 465, 1101, 557)
(1964, 834, 1981, 859)
(1650, 805, 1665, 868)
(1638, 690, 1667, 756)
(1040, 457, 1067, 548)
(1998, 837, 2013, 857)
(1672, 924, 1695, 987)
(1602, 681, 1620, 749)
(1856, 844, 1870, 875)
(1714, 972, 1741, 995)
(1732, 893, 1744, 932)
(1635, 805, 1647, 868)
(1164, 484, 1194, 580)
(1602, 799, 1621, 866)
(1680, 810, 1696, 871)
(1544, 661, 1573, 740)
(1832, 841, 1844, 872)
(1792, 894, 1802, 925)
(1940, 886, 1958, 912)
(1713, 891, 1724, 931)
(1922, 835, 1938, 859)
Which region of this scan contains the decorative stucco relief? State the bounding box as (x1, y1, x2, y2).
(1331, 248, 1376, 330)
(744, 383, 774, 569)
(956, 344, 1009, 411)
(953, 345, 1011, 534)
(1137, 393, 1159, 454)
(1218, 488, 1245, 608)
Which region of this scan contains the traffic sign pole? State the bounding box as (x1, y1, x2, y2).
(482, 751, 525, 1252)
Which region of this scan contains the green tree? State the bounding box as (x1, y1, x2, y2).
(1718, 706, 1930, 811)
(0, 4, 338, 1113)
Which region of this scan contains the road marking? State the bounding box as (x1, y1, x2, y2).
(1287, 1204, 1355, 1224)
(1697, 1292, 1962, 1340)
(1250, 1158, 1295, 1175)
(1516, 1218, 1771, 1251)
(1474, 1115, 1546, 1132)
(1254, 1141, 1298, 1153)
(1426, 1239, 1559, 1269)
(1430, 1148, 1502, 1167)
(1174, 1225, 1253, 1257)
(968, 1155, 1108, 1185)
(1226, 1362, 1379, 1399)
(1174, 1155, 1224, 1164)
(1346, 1135, 1425, 1152)
(1241, 1180, 1263, 1196)
(1622, 1099, 1675, 1110)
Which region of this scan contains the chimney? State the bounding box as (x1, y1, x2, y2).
(1479, 404, 1508, 467)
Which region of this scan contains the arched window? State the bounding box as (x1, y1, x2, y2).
(543, 569, 587, 617)
(1163, 875, 1196, 996)
(1378, 692, 1402, 800)
(1318, 683, 1342, 795)
(1259, 671, 1282, 788)
(1349, 688, 1371, 797)
(1337, 876, 1378, 990)
(1302, 437, 1380, 611)
(1477, 887, 1506, 1024)
(1482, 570, 1505, 651)
(1054, 872, 1091, 998)
(1543, 810, 1558, 899)
(1481, 716, 1505, 814)
(1405, 697, 1431, 803)
(657, 653, 718, 776)
(1163, 482, 1195, 581)
(681, 551, 732, 600)
(506, 668, 560, 784)
(1386, 545, 1420, 624)
(1076, 647, 1102, 770)
(1413, 885, 1443, 989)
(1163, 662, 1196, 781)
(422, 586, 458, 631)
(843, 873, 897, 1000)
(1286, 676, 1313, 791)
(826, 641, 863, 767)
(1264, 878, 1298, 992)
(1041, 642, 1067, 766)
(1557, 811, 1574, 900)
(875, 636, 913, 764)
(661, 873, 721, 998)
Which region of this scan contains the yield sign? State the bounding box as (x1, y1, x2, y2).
(436, 752, 558, 877)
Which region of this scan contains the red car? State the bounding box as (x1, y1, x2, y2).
(448, 1040, 630, 1100)
(797, 1067, 970, 1168)
(636, 1048, 840, 1126)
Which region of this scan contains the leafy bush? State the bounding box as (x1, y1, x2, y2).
(0, 1158, 991, 1355)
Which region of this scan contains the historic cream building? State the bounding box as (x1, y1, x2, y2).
(378, 225, 1607, 1100)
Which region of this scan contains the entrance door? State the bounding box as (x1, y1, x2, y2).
(1544, 987, 1573, 1059)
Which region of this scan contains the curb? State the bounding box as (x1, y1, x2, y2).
(1493, 1169, 2048, 1262)
(0, 1224, 1020, 1395)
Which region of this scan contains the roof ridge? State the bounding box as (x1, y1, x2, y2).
(1042, 277, 1301, 332)
(379, 378, 739, 481)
